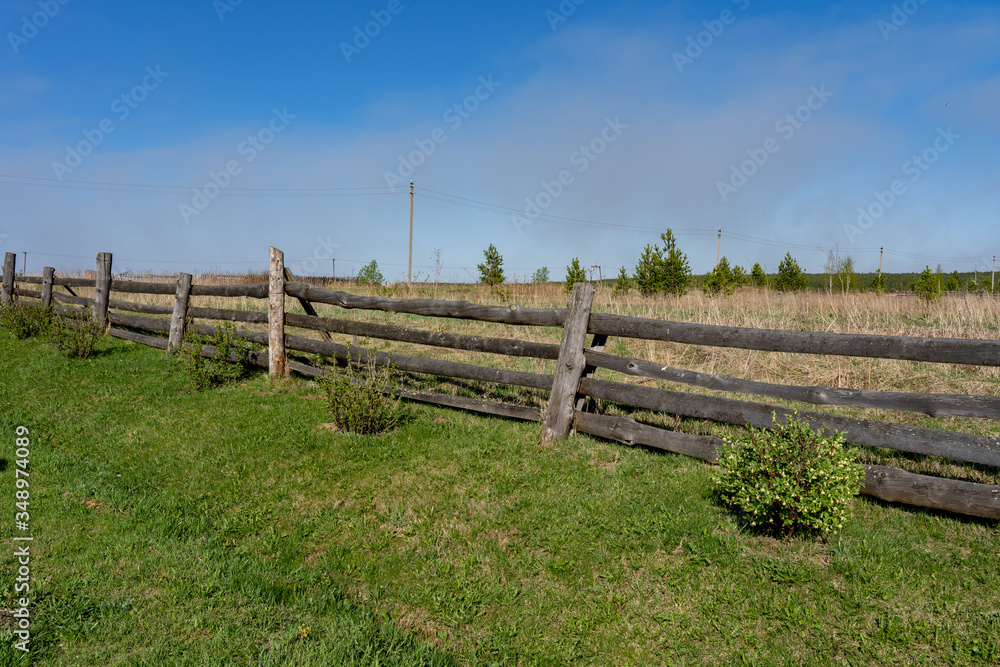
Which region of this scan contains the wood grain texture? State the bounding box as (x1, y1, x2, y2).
(541, 283, 595, 445)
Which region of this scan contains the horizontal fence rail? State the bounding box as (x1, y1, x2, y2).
(4, 248, 1000, 520)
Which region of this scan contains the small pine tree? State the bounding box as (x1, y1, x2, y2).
(661, 229, 692, 296)
(633, 243, 664, 295)
(750, 262, 767, 288)
(530, 267, 550, 284)
(913, 265, 942, 302)
(612, 266, 632, 296)
(945, 270, 961, 292)
(731, 264, 749, 287)
(477, 244, 505, 286)
(564, 258, 587, 294)
(703, 256, 735, 295)
(870, 271, 886, 294)
(775, 253, 808, 292)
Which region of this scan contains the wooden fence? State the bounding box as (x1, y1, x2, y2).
(3, 249, 1000, 520)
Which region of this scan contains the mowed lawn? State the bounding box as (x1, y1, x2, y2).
(1, 331, 998, 666)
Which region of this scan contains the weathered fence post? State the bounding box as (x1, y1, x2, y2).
(268, 247, 287, 377)
(1, 252, 15, 305)
(41, 267, 55, 307)
(167, 273, 193, 355)
(92, 252, 113, 329)
(541, 283, 596, 445)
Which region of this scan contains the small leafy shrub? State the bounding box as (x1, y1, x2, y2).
(319, 349, 403, 436)
(357, 260, 385, 286)
(912, 265, 942, 303)
(47, 313, 103, 359)
(714, 413, 864, 537)
(0, 300, 53, 339)
(530, 267, 550, 284)
(176, 322, 253, 390)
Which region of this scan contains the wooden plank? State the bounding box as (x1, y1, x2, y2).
(1, 252, 15, 305)
(92, 252, 113, 329)
(283, 333, 553, 390)
(16, 275, 42, 284)
(190, 282, 269, 298)
(109, 311, 170, 332)
(588, 312, 1000, 367)
(108, 300, 173, 315)
(573, 411, 723, 463)
(109, 280, 176, 295)
(285, 312, 561, 360)
(53, 277, 95, 288)
(108, 328, 169, 349)
(392, 388, 543, 422)
(269, 247, 287, 377)
(167, 273, 193, 355)
(188, 306, 268, 324)
(52, 292, 91, 307)
(286, 281, 566, 327)
(13, 288, 41, 300)
(860, 465, 1000, 520)
(585, 350, 1000, 420)
(541, 283, 596, 445)
(284, 267, 332, 343)
(41, 267, 54, 307)
(578, 377, 1000, 467)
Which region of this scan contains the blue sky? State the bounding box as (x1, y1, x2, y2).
(1, 0, 998, 281)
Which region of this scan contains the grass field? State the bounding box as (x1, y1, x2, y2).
(2, 285, 999, 665)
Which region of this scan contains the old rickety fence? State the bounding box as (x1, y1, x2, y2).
(3, 249, 1000, 520)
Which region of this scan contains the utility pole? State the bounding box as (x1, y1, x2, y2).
(408, 181, 414, 287)
(715, 228, 722, 269)
(992, 255, 996, 292)
(878, 246, 883, 275)
(331, 258, 335, 280)
(22, 251, 26, 276)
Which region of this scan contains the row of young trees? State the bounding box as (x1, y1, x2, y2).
(359, 235, 993, 299)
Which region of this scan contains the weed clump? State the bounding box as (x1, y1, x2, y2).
(319, 350, 403, 436)
(715, 412, 865, 537)
(175, 322, 254, 390)
(47, 312, 103, 359)
(0, 300, 53, 339)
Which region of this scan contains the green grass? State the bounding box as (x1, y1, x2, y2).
(1, 331, 999, 665)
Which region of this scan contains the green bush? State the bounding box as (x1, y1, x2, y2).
(749, 262, 767, 288)
(47, 313, 103, 359)
(357, 260, 385, 286)
(175, 322, 254, 390)
(319, 349, 404, 436)
(564, 257, 587, 294)
(774, 253, 808, 292)
(0, 300, 53, 339)
(530, 266, 550, 284)
(702, 256, 736, 295)
(714, 413, 864, 537)
(611, 266, 632, 296)
(477, 244, 505, 286)
(912, 266, 942, 302)
(633, 229, 692, 296)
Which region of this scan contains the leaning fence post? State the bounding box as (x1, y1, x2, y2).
(1, 252, 15, 305)
(268, 247, 288, 377)
(41, 267, 55, 307)
(541, 282, 596, 445)
(167, 273, 193, 355)
(92, 252, 113, 329)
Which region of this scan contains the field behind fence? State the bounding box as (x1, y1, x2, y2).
(3, 249, 1000, 521)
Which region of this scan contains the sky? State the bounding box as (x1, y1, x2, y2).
(1, 0, 998, 282)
